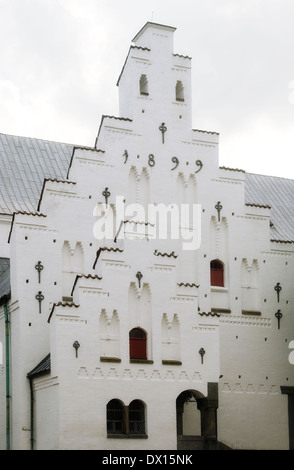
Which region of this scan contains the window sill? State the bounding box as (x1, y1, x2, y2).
(242, 310, 261, 316)
(100, 357, 121, 363)
(211, 286, 228, 293)
(162, 360, 182, 366)
(130, 359, 153, 364)
(107, 434, 148, 439)
(211, 308, 231, 314)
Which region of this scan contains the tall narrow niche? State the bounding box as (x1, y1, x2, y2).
(185, 175, 198, 281)
(128, 283, 139, 327)
(210, 216, 228, 279)
(161, 313, 181, 362)
(128, 283, 152, 360)
(210, 217, 230, 311)
(100, 309, 120, 359)
(177, 173, 186, 281)
(128, 166, 138, 206)
(177, 173, 186, 206)
(241, 259, 260, 313)
(72, 242, 84, 274)
(62, 241, 84, 300)
(139, 167, 150, 214)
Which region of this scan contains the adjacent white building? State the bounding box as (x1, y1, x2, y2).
(0, 22, 293, 450)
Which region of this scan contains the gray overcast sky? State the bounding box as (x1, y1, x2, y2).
(1, 0, 294, 178)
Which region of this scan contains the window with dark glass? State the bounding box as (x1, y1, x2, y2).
(129, 400, 145, 434)
(107, 399, 124, 434)
(106, 399, 146, 437)
(176, 80, 184, 101)
(129, 328, 147, 360)
(140, 74, 149, 95)
(210, 259, 224, 287)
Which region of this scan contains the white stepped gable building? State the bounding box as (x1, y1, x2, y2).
(0, 22, 294, 450)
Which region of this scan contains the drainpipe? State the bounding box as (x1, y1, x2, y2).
(29, 377, 34, 450)
(4, 303, 10, 451)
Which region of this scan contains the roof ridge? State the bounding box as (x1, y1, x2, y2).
(246, 171, 294, 182)
(0, 131, 76, 147)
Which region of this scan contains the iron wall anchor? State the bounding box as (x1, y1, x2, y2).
(215, 201, 223, 222)
(102, 187, 111, 205)
(274, 282, 282, 302)
(275, 310, 283, 329)
(199, 347, 206, 364)
(136, 271, 143, 288)
(35, 261, 44, 283)
(159, 122, 167, 143)
(73, 341, 80, 358)
(35, 291, 44, 313)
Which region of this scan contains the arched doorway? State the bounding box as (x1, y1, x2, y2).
(176, 384, 219, 450)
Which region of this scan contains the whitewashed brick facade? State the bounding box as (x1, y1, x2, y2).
(0, 22, 293, 450)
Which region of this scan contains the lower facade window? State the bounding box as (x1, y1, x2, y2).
(107, 399, 124, 434)
(107, 399, 146, 438)
(129, 400, 145, 434)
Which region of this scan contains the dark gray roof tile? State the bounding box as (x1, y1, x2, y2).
(27, 353, 51, 378)
(0, 133, 73, 214)
(0, 133, 293, 243)
(245, 173, 294, 242)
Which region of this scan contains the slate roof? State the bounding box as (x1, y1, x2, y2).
(27, 353, 51, 378)
(0, 132, 293, 242)
(0, 133, 73, 214)
(245, 173, 294, 242)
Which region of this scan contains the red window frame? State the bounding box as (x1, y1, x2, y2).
(210, 259, 224, 287)
(129, 328, 147, 360)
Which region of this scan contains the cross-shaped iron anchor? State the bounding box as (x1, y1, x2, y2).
(35, 291, 44, 313)
(274, 282, 282, 302)
(73, 341, 80, 358)
(275, 310, 282, 329)
(35, 261, 44, 283)
(102, 187, 111, 205)
(136, 271, 143, 288)
(159, 122, 167, 143)
(215, 201, 223, 222)
(199, 348, 206, 364)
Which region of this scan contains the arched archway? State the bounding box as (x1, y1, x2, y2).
(176, 384, 219, 450)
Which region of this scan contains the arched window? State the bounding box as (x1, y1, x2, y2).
(176, 80, 184, 101)
(107, 399, 124, 434)
(129, 328, 147, 360)
(129, 400, 145, 434)
(210, 259, 224, 287)
(140, 74, 149, 95)
(106, 399, 147, 438)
